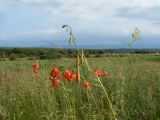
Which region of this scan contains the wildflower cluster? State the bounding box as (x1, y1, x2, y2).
(49, 66, 106, 89)
(33, 63, 107, 89)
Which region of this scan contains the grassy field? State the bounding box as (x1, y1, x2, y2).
(0, 55, 160, 120)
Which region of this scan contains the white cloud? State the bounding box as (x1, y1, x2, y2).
(1, 0, 160, 38)
(1, 0, 160, 22)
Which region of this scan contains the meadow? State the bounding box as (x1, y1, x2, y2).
(0, 55, 160, 120)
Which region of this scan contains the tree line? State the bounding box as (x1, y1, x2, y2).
(0, 48, 159, 60)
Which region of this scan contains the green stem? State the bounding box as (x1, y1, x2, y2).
(83, 56, 117, 120)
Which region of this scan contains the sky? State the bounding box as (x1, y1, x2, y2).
(0, 0, 160, 48)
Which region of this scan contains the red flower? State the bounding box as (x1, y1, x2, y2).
(33, 63, 39, 73)
(63, 70, 75, 81)
(82, 82, 90, 88)
(50, 76, 60, 88)
(50, 66, 60, 76)
(50, 66, 60, 88)
(94, 68, 106, 77)
(50, 74, 60, 81)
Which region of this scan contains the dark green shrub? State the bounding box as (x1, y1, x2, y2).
(9, 54, 17, 61)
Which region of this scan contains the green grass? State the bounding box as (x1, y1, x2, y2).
(0, 55, 160, 120)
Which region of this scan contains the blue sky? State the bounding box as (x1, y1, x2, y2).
(0, 0, 160, 48)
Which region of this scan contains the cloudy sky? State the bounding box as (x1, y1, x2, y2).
(0, 0, 160, 48)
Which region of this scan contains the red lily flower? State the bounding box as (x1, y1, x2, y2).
(50, 66, 60, 88)
(33, 63, 39, 73)
(94, 68, 106, 77)
(50, 75, 60, 88)
(50, 66, 60, 77)
(63, 70, 75, 81)
(82, 82, 90, 88)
